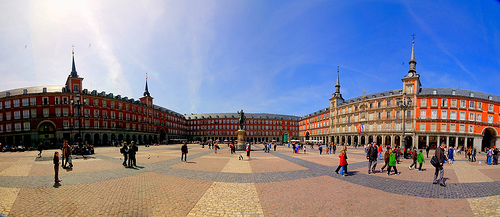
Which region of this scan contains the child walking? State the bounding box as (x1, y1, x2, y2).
(417, 149, 425, 171)
(53, 151, 61, 183)
(387, 148, 400, 176)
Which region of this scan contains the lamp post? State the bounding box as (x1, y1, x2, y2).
(397, 92, 412, 157)
(71, 94, 87, 148)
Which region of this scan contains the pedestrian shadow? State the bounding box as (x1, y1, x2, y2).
(135, 165, 145, 169)
(186, 161, 197, 164)
(346, 171, 359, 176)
(126, 167, 140, 170)
(63, 167, 73, 172)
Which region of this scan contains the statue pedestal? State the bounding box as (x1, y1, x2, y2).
(236, 130, 247, 151)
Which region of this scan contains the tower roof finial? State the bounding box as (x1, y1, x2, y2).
(408, 34, 417, 76)
(70, 45, 78, 78)
(143, 73, 150, 97)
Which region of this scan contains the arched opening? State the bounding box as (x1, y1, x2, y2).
(361, 136, 366, 145)
(347, 136, 351, 145)
(482, 128, 496, 151)
(376, 135, 382, 145)
(160, 129, 166, 143)
(103, 134, 109, 146)
(305, 132, 310, 141)
(132, 134, 137, 142)
(353, 136, 358, 145)
(38, 122, 56, 148)
(93, 134, 100, 146)
(368, 135, 373, 144)
(283, 132, 288, 143)
(118, 134, 124, 142)
(85, 133, 91, 145)
(385, 136, 391, 147)
(125, 134, 131, 143)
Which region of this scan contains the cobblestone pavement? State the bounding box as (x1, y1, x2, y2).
(1, 144, 500, 216)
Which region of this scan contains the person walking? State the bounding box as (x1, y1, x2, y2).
(53, 151, 61, 183)
(274, 143, 277, 152)
(319, 144, 323, 155)
(338, 149, 348, 176)
(448, 146, 455, 164)
(493, 148, 499, 165)
(214, 142, 219, 154)
(181, 142, 188, 162)
(63, 141, 71, 169)
(409, 148, 418, 170)
(332, 143, 336, 154)
(38, 142, 43, 158)
(387, 148, 400, 176)
(366, 142, 378, 174)
(380, 147, 390, 172)
(471, 146, 477, 162)
(378, 144, 383, 160)
(246, 144, 251, 160)
(120, 142, 128, 167)
(433, 143, 448, 187)
(417, 149, 425, 171)
(426, 145, 430, 158)
(335, 146, 348, 174)
(486, 148, 493, 165)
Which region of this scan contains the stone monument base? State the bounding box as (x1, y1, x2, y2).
(236, 129, 247, 151)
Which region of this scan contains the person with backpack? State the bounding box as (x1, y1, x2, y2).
(409, 148, 418, 170)
(433, 143, 448, 187)
(366, 142, 378, 174)
(120, 142, 128, 167)
(379, 147, 390, 172)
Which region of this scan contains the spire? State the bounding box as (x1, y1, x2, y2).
(70, 47, 78, 78)
(335, 66, 341, 94)
(333, 66, 343, 102)
(143, 74, 150, 97)
(408, 34, 417, 76)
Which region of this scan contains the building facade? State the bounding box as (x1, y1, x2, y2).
(325, 41, 500, 151)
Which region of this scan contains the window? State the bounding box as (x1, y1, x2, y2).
(23, 89, 27, 94)
(55, 108, 61, 117)
(488, 115, 493, 123)
(73, 84, 79, 92)
(431, 110, 437, 119)
(420, 99, 427, 107)
(470, 92, 474, 97)
(63, 108, 68, 117)
(450, 111, 457, 120)
(23, 110, 29, 119)
(477, 102, 482, 110)
(0, 102, 2, 109)
(431, 123, 437, 132)
(94, 121, 99, 129)
(441, 123, 447, 132)
(63, 121, 69, 128)
(111, 101, 115, 109)
(489, 104, 494, 112)
(102, 100, 107, 108)
(54, 97, 60, 105)
(119, 103, 123, 110)
(488, 96, 493, 100)
(450, 99, 457, 108)
(460, 100, 466, 108)
(42, 97, 49, 105)
(15, 123, 21, 132)
(476, 113, 482, 122)
(0, 125, 3, 132)
(441, 99, 448, 107)
(386, 112, 391, 119)
(460, 112, 466, 120)
(111, 111, 115, 119)
(63, 97, 68, 105)
(43, 109, 49, 117)
(5, 101, 11, 108)
(94, 99, 99, 106)
(6, 112, 11, 120)
(14, 111, 20, 119)
(431, 99, 438, 107)
(450, 123, 456, 132)
(30, 98, 36, 106)
(31, 109, 36, 118)
(94, 110, 99, 117)
(468, 125, 474, 133)
(5, 124, 11, 132)
(13, 99, 20, 107)
(23, 122, 30, 131)
(432, 89, 437, 95)
(452, 90, 456, 95)
(0, 113, 2, 121)
(459, 124, 465, 133)
(420, 110, 427, 119)
(420, 123, 426, 131)
(441, 110, 447, 119)
(469, 113, 475, 121)
(469, 101, 475, 109)
(22, 98, 29, 106)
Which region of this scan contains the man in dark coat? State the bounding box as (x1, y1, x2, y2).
(181, 142, 188, 162)
(366, 142, 378, 174)
(433, 143, 448, 187)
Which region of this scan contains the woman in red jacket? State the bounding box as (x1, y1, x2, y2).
(339, 149, 348, 176)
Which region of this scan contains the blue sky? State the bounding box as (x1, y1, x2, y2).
(0, 0, 499, 117)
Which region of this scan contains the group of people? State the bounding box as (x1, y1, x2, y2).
(486, 147, 500, 165)
(119, 141, 138, 167)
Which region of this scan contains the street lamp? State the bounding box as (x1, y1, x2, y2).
(71, 94, 87, 148)
(397, 92, 412, 157)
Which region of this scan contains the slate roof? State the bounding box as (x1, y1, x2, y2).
(303, 107, 330, 118)
(185, 113, 301, 121)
